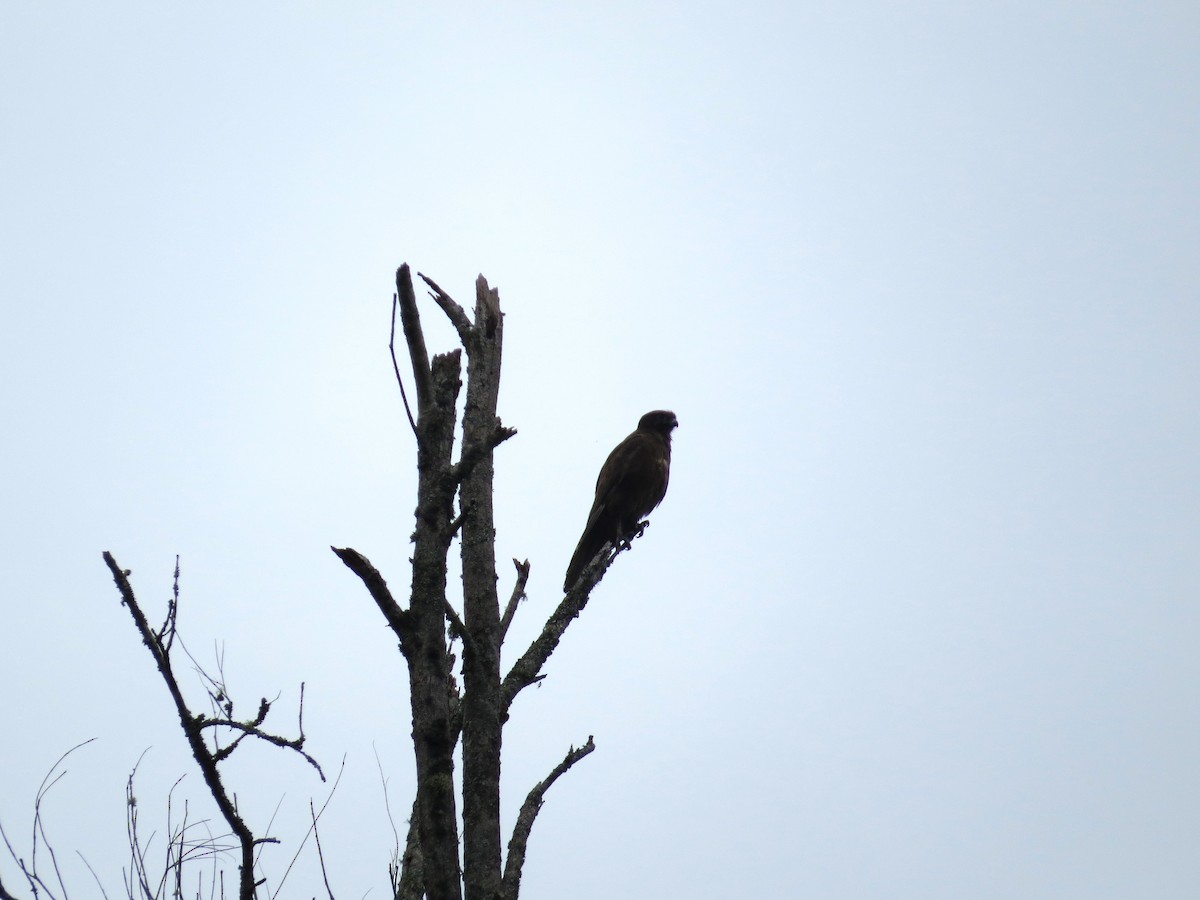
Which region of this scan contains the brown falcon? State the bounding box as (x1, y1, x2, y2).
(563, 410, 678, 592)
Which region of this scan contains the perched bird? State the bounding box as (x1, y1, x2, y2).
(563, 410, 678, 592)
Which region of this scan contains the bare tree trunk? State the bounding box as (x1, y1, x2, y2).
(339, 263, 641, 899)
(54, 262, 672, 900)
(392, 266, 465, 900)
(457, 276, 505, 900)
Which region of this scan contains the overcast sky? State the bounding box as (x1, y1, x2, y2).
(2, 3, 1198, 898)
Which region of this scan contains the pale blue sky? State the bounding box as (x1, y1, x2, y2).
(2, 3, 1198, 898)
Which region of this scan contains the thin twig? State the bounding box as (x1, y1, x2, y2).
(1, 814, 59, 900)
(371, 744, 403, 896)
(390, 290, 419, 439)
(125, 757, 154, 900)
(310, 800, 335, 900)
(271, 757, 345, 899)
(298, 682, 308, 743)
(157, 555, 181, 654)
(26, 737, 97, 900)
(75, 852, 111, 900)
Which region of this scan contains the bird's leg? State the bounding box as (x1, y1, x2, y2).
(615, 520, 650, 550)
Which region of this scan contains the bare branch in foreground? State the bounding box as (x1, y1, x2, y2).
(199, 702, 324, 780)
(271, 757, 345, 900)
(0, 738, 97, 900)
(125, 759, 237, 900)
(103, 552, 321, 900)
(501, 737, 596, 900)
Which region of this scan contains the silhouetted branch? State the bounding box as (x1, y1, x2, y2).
(156, 556, 182, 655)
(102, 552, 322, 900)
(125, 759, 237, 900)
(271, 758, 345, 900)
(0, 739, 96, 900)
(34, 740, 96, 899)
(104, 552, 256, 898)
(310, 800, 335, 900)
(417, 272, 473, 348)
(500, 544, 625, 716)
(75, 853, 110, 900)
(124, 756, 154, 900)
(396, 264, 433, 413)
(201, 710, 324, 779)
(331, 547, 411, 647)
(390, 288, 420, 440)
(499, 559, 531, 640)
(500, 736, 596, 900)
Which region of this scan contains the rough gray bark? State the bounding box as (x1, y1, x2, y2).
(349, 264, 467, 900)
(403, 346, 467, 900)
(337, 264, 636, 900)
(453, 276, 506, 900)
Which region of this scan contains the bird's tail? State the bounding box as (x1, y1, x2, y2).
(563, 526, 608, 592)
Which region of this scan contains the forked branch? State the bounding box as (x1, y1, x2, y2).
(500, 543, 625, 716)
(102, 552, 320, 900)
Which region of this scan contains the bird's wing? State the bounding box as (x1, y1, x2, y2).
(586, 432, 647, 523)
(586, 430, 669, 533)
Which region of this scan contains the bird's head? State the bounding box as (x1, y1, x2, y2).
(638, 410, 679, 436)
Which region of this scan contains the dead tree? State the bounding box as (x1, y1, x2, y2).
(335, 265, 636, 900)
(13, 264, 646, 900)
